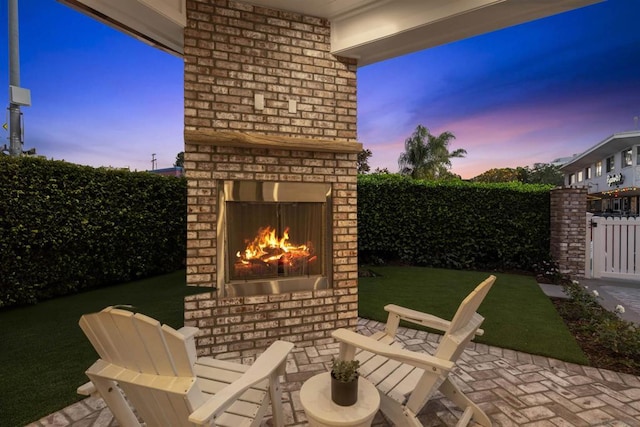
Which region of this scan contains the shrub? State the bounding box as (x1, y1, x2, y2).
(358, 174, 552, 271)
(560, 282, 640, 371)
(0, 156, 186, 308)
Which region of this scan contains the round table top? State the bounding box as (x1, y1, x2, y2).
(299, 372, 380, 426)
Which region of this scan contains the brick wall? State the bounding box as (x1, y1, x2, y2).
(184, 0, 357, 137)
(550, 187, 587, 278)
(182, 0, 360, 358)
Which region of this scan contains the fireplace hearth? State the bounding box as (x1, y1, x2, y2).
(217, 180, 332, 297)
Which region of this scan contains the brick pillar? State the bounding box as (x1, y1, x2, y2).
(550, 187, 587, 278)
(181, 0, 360, 358)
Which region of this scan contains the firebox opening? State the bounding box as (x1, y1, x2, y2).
(228, 202, 323, 280)
(217, 181, 332, 298)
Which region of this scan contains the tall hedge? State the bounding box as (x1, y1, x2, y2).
(0, 156, 186, 308)
(358, 174, 551, 270)
(1, 159, 552, 308)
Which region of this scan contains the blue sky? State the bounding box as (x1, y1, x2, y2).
(1, 0, 639, 178)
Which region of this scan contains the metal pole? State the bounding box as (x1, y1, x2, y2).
(8, 0, 22, 157)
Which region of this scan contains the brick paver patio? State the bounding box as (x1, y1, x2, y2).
(28, 318, 640, 427)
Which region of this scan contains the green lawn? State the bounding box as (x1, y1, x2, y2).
(359, 266, 588, 364)
(0, 270, 206, 427)
(0, 267, 587, 426)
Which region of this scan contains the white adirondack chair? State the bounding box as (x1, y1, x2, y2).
(332, 275, 496, 427)
(78, 306, 294, 427)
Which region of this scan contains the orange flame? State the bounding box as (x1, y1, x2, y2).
(236, 226, 311, 265)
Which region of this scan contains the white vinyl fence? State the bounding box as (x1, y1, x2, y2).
(587, 215, 640, 279)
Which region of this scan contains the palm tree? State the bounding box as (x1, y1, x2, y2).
(398, 125, 466, 179)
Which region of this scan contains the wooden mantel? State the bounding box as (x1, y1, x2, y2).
(184, 129, 363, 154)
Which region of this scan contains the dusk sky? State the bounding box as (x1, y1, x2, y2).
(1, 0, 639, 178)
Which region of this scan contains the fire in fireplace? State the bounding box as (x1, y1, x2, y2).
(233, 225, 318, 280)
(217, 181, 332, 297)
(229, 216, 322, 280)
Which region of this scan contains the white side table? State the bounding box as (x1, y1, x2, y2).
(300, 372, 380, 427)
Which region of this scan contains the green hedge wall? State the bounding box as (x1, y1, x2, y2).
(358, 174, 552, 270)
(0, 160, 552, 308)
(0, 156, 186, 308)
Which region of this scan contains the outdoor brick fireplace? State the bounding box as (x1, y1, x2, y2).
(218, 179, 332, 297)
(182, 0, 361, 358)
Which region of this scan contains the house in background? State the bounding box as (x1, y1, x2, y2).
(148, 166, 184, 177)
(560, 131, 640, 215)
(550, 156, 575, 167)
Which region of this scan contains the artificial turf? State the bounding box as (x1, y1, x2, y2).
(0, 270, 205, 427)
(358, 266, 588, 364)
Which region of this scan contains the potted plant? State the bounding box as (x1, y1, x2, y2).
(330, 357, 360, 406)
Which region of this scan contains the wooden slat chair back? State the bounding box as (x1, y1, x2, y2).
(78, 306, 293, 427)
(332, 275, 496, 427)
(435, 275, 494, 361)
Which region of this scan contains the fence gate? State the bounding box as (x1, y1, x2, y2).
(587, 215, 640, 279)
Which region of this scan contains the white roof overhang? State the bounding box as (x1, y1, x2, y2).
(58, 0, 186, 56)
(561, 131, 640, 173)
(57, 0, 602, 66)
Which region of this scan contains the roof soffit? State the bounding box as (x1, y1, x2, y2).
(561, 132, 640, 173)
(58, 0, 603, 66)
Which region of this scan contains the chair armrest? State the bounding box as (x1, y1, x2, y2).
(385, 304, 451, 332)
(332, 328, 454, 373)
(385, 304, 484, 336)
(188, 340, 294, 426)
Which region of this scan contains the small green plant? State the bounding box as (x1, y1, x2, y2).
(559, 280, 640, 373)
(331, 358, 360, 383)
(533, 259, 562, 284)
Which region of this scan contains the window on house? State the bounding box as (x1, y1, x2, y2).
(577, 171, 583, 182)
(623, 148, 633, 167)
(569, 173, 576, 185)
(585, 167, 591, 179)
(596, 161, 602, 177)
(606, 155, 615, 173)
